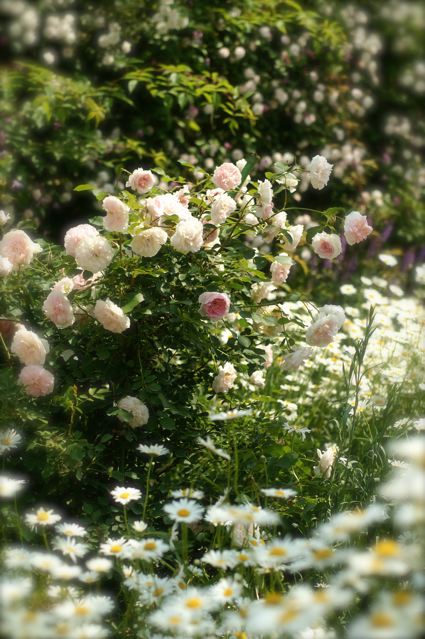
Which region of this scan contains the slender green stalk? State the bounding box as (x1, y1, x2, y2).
(142, 458, 153, 521)
(181, 523, 188, 566)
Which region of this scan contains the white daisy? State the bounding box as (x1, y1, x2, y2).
(0, 475, 26, 498)
(56, 522, 87, 537)
(0, 428, 22, 454)
(163, 498, 204, 523)
(25, 507, 61, 529)
(138, 444, 170, 456)
(261, 487, 297, 499)
(110, 486, 141, 505)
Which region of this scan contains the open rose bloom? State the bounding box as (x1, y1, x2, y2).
(18, 365, 54, 397)
(0, 230, 41, 269)
(311, 232, 342, 260)
(212, 162, 242, 191)
(126, 168, 156, 194)
(344, 211, 373, 245)
(198, 292, 231, 321)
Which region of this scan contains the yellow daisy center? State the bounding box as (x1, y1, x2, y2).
(374, 539, 400, 557)
(392, 591, 412, 606)
(37, 511, 50, 522)
(269, 547, 287, 557)
(144, 541, 157, 551)
(177, 508, 191, 518)
(185, 596, 203, 609)
(110, 544, 123, 553)
(265, 592, 283, 605)
(313, 548, 334, 560)
(371, 612, 394, 628)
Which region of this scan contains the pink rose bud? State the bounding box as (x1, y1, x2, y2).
(198, 292, 231, 321)
(343, 211, 373, 245)
(212, 162, 242, 191)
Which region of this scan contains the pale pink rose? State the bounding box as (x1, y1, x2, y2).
(117, 396, 149, 428)
(0, 230, 41, 268)
(75, 235, 114, 273)
(18, 365, 54, 397)
(212, 362, 237, 393)
(64, 224, 99, 258)
(170, 216, 204, 253)
(311, 232, 342, 260)
(198, 292, 231, 321)
(212, 162, 242, 191)
(344, 211, 373, 245)
(51, 277, 74, 295)
(270, 255, 293, 285)
(131, 227, 168, 257)
(0, 256, 13, 276)
(11, 327, 48, 366)
(102, 196, 129, 232)
(306, 305, 345, 347)
(158, 193, 190, 219)
(126, 168, 156, 194)
(94, 299, 130, 333)
(205, 187, 225, 203)
(210, 193, 237, 225)
(43, 291, 75, 328)
(175, 186, 191, 207)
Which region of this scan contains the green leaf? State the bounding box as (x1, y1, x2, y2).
(122, 293, 145, 314)
(74, 184, 95, 192)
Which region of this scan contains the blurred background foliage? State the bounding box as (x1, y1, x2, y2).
(1, 0, 423, 250)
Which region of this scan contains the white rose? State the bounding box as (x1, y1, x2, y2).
(257, 179, 273, 205)
(212, 362, 237, 393)
(306, 305, 345, 347)
(94, 299, 130, 334)
(308, 155, 333, 190)
(270, 254, 293, 285)
(210, 194, 237, 225)
(102, 196, 129, 232)
(75, 236, 114, 273)
(11, 327, 49, 366)
(170, 216, 204, 254)
(131, 227, 168, 257)
(117, 396, 149, 427)
(0, 256, 13, 277)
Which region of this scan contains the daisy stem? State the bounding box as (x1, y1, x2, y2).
(123, 505, 129, 535)
(142, 458, 153, 521)
(233, 431, 239, 497)
(181, 523, 188, 566)
(41, 529, 50, 550)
